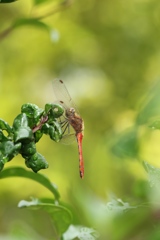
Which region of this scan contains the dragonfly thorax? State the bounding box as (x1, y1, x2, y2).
(65, 108, 84, 134)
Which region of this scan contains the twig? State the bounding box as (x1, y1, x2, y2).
(0, 25, 14, 41)
(32, 115, 48, 133)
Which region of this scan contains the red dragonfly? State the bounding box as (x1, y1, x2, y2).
(53, 79, 84, 178)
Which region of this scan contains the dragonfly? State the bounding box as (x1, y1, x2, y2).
(52, 79, 84, 178)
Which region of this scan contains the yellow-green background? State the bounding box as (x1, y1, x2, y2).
(1, 0, 160, 239)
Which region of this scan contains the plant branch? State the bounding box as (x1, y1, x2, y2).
(32, 115, 48, 133)
(0, 0, 73, 42)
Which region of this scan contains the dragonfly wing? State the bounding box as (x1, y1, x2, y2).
(53, 79, 80, 144)
(56, 114, 76, 139)
(52, 79, 79, 113)
(60, 133, 76, 145)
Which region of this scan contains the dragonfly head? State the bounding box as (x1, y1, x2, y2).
(70, 108, 75, 113)
(66, 107, 75, 117)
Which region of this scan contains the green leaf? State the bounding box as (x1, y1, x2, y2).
(18, 198, 72, 235)
(0, 0, 17, 3)
(0, 130, 10, 142)
(149, 120, 160, 130)
(0, 141, 21, 163)
(13, 113, 34, 143)
(111, 127, 139, 159)
(0, 118, 13, 135)
(33, 0, 51, 5)
(21, 103, 44, 122)
(0, 167, 60, 200)
(136, 80, 160, 125)
(24, 152, 49, 173)
(13, 18, 50, 31)
(21, 142, 37, 156)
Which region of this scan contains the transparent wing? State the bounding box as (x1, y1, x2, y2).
(52, 79, 79, 113)
(57, 115, 76, 143)
(52, 79, 79, 144)
(60, 133, 76, 145)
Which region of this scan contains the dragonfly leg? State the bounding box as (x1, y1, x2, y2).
(62, 122, 70, 135)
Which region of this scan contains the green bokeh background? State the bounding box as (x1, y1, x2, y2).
(1, 0, 160, 239)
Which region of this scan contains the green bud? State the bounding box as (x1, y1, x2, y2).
(45, 103, 64, 118)
(21, 142, 36, 156)
(25, 152, 49, 173)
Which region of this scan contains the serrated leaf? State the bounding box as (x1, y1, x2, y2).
(18, 198, 72, 235)
(0, 167, 60, 200)
(63, 225, 100, 240)
(0, 0, 17, 3)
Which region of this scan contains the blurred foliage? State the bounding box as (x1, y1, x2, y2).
(0, 0, 17, 3)
(1, 0, 160, 239)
